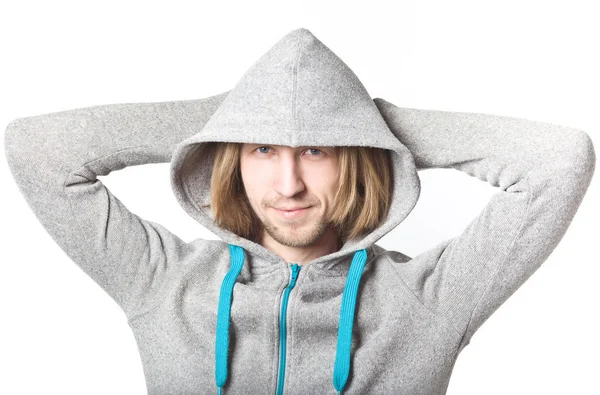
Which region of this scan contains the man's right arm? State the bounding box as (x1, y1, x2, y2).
(4, 91, 229, 319)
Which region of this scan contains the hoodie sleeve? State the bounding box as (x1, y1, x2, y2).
(4, 92, 228, 319)
(374, 98, 596, 350)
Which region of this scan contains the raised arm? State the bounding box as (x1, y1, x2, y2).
(4, 91, 229, 319)
(374, 97, 595, 351)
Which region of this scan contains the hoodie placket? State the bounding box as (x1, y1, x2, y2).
(275, 263, 301, 395)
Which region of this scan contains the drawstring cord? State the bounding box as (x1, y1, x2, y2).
(333, 249, 368, 394)
(214, 245, 368, 395)
(215, 244, 245, 395)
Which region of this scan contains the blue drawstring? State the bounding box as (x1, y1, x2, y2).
(215, 244, 245, 395)
(214, 246, 367, 395)
(333, 249, 368, 394)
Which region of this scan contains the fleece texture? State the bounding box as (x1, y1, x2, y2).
(4, 27, 596, 394)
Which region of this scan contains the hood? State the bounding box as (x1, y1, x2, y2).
(169, 27, 420, 269)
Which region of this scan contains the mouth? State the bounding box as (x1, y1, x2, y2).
(271, 206, 311, 219)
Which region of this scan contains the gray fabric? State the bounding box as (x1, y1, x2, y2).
(4, 27, 595, 394)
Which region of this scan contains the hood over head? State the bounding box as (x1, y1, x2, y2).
(170, 28, 420, 269)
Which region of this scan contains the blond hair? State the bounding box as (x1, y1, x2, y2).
(209, 143, 392, 243)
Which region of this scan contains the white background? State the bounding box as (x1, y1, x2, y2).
(1, 1, 598, 394)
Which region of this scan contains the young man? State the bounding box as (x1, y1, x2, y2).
(238, 144, 345, 264)
(213, 143, 391, 265)
(5, 28, 595, 394)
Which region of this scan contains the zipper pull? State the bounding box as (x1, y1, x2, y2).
(290, 263, 301, 286)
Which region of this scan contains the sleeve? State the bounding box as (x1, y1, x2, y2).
(374, 98, 596, 350)
(4, 91, 229, 319)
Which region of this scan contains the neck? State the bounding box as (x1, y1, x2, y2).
(260, 226, 342, 265)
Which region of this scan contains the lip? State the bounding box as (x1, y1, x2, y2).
(272, 206, 311, 219)
(276, 206, 309, 211)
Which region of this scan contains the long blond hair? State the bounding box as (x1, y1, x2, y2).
(209, 143, 392, 243)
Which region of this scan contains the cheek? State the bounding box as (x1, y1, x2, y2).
(309, 164, 339, 198)
(241, 160, 269, 197)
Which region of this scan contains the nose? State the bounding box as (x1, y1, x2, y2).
(273, 152, 305, 197)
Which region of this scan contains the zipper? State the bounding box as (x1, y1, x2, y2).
(275, 263, 301, 395)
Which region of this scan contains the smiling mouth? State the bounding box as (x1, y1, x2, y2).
(272, 206, 311, 219)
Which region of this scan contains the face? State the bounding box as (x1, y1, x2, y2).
(239, 144, 339, 248)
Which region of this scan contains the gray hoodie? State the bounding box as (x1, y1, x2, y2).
(4, 27, 596, 395)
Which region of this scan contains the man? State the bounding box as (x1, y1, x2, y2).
(238, 144, 345, 263)
(5, 27, 594, 394)
(211, 143, 392, 265)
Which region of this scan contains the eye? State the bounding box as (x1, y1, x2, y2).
(253, 146, 322, 156)
(256, 146, 271, 154)
(305, 148, 322, 156)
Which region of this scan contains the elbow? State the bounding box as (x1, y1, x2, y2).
(549, 130, 597, 194)
(567, 129, 596, 177)
(4, 118, 25, 161)
(4, 116, 40, 169)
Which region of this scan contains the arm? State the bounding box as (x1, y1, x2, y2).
(4, 91, 229, 319)
(374, 98, 596, 350)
